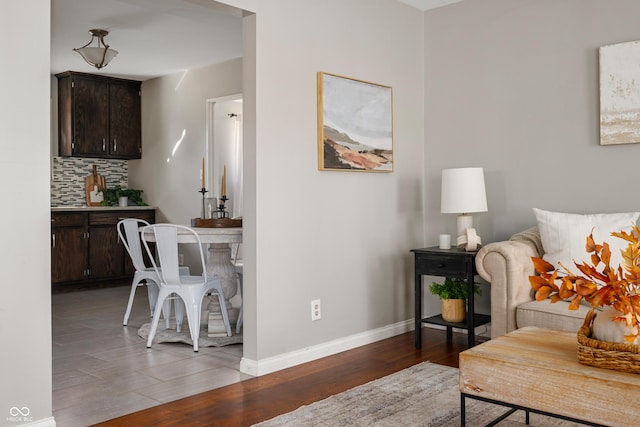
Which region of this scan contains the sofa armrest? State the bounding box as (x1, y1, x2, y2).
(476, 235, 541, 338)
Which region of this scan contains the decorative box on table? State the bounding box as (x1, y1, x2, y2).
(191, 218, 242, 228)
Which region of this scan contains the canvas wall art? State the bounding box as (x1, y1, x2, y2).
(317, 72, 393, 171)
(599, 40, 640, 145)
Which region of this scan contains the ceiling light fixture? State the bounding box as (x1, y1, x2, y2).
(73, 29, 118, 69)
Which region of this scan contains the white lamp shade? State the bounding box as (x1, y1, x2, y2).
(440, 167, 488, 214)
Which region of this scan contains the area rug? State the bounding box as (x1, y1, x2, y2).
(138, 322, 242, 347)
(253, 362, 581, 427)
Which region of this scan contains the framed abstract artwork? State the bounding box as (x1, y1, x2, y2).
(317, 72, 393, 171)
(599, 40, 640, 145)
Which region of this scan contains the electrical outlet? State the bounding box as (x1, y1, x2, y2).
(178, 253, 184, 266)
(311, 299, 321, 321)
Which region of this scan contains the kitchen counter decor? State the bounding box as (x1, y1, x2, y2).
(100, 186, 147, 207)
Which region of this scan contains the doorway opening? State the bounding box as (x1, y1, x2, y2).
(206, 94, 244, 222)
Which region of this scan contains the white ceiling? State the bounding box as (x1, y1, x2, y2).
(51, 0, 463, 82)
(51, 0, 245, 81)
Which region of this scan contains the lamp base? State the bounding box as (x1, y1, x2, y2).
(456, 227, 482, 251)
(456, 214, 483, 251)
(456, 214, 473, 238)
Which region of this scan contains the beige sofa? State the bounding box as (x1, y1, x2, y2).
(475, 226, 592, 338)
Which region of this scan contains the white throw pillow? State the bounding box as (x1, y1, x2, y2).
(533, 208, 639, 272)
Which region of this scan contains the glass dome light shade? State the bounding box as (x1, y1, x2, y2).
(75, 46, 118, 69)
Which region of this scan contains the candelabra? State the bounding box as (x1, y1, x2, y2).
(216, 195, 230, 219)
(198, 187, 208, 219)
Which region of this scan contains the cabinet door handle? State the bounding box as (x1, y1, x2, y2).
(113, 138, 117, 152)
(102, 138, 106, 151)
(52, 233, 56, 249)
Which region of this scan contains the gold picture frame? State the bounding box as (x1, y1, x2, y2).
(317, 72, 393, 172)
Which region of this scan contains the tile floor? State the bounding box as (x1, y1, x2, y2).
(52, 285, 250, 427)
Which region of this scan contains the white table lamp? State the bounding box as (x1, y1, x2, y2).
(441, 167, 488, 248)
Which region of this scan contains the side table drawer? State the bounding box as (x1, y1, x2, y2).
(415, 255, 470, 277)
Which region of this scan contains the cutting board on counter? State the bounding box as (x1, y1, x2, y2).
(85, 165, 106, 206)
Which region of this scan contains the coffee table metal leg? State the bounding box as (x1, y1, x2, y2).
(462, 393, 604, 427)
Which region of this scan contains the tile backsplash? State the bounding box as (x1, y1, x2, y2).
(51, 157, 128, 206)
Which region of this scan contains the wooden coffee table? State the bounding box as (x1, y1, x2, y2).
(459, 327, 640, 427)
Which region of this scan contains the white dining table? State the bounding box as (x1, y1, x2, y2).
(143, 226, 242, 337)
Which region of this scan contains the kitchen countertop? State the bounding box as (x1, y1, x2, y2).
(51, 206, 157, 212)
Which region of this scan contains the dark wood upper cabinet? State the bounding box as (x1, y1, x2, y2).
(109, 80, 142, 158)
(56, 71, 142, 159)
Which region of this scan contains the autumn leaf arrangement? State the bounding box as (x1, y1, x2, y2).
(529, 226, 640, 343)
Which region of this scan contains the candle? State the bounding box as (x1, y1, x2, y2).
(201, 157, 205, 188)
(220, 165, 227, 197)
(439, 234, 451, 250)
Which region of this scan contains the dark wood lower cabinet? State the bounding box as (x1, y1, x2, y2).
(51, 213, 88, 283)
(89, 226, 124, 280)
(51, 209, 155, 291)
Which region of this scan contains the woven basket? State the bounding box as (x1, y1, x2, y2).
(577, 309, 640, 374)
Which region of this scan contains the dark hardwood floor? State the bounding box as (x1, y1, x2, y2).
(93, 327, 482, 427)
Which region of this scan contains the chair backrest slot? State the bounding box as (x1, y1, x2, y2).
(153, 225, 182, 285)
(118, 218, 151, 272)
(141, 224, 207, 285)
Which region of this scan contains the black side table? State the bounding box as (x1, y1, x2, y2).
(412, 246, 490, 349)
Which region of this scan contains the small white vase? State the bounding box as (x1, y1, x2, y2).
(118, 196, 129, 207)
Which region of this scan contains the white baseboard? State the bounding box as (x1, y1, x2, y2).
(19, 417, 56, 427)
(239, 319, 414, 376)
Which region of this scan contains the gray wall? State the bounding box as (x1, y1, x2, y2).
(424, 0, 640, 246)
(1, 0, 53, 425)
(237, 0, 426, 368)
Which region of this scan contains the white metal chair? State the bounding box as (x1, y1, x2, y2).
(118, 219, 188, 328)
(142, 223, 232, 351)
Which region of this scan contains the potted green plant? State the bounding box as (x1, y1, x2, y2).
(100, 186, 148, 207)
(429, 277, 481, 322)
